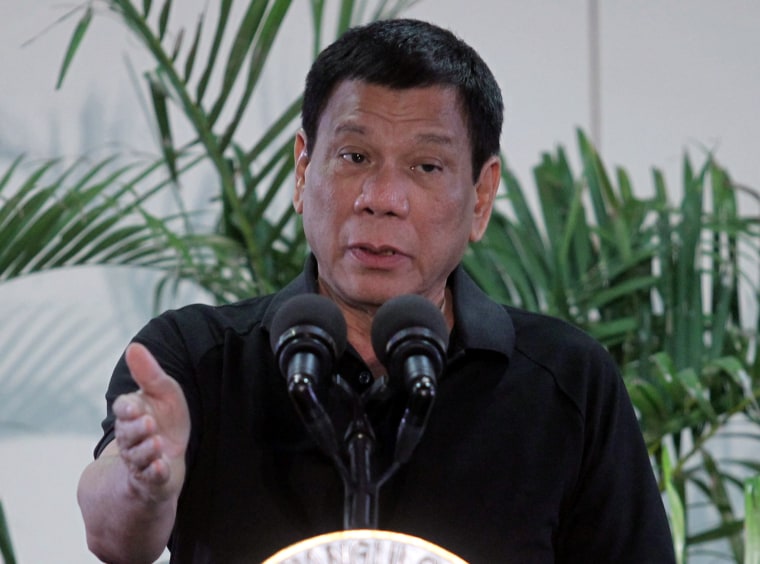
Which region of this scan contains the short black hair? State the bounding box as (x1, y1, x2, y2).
(302, 19, 504, 182)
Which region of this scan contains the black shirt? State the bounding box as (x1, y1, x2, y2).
(96, 256, 675, 563)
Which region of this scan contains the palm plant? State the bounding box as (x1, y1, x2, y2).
(464, 129, 760, 562)
(2, 0, 421, 302)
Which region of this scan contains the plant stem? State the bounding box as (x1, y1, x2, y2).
(111, 0, 264, 278)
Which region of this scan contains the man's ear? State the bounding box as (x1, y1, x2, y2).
(293, 129, 309, 214)
(469, 155, 501, 242)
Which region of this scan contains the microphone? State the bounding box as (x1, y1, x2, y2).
(371, 294, 449, 465)
(270, 294, 347, 456)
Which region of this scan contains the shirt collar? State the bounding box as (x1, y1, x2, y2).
(263, 254, 514, 359)
(261, 255, 318, 330)
(447, 263, 514, 358)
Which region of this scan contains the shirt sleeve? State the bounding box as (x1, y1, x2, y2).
(92, 309, 199, 459)
(554, 350, 676, 563)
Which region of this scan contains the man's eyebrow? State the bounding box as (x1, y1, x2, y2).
(415, 133, 454, 146)
(334, 123, 366, 136)
(333, 124, 454, 147)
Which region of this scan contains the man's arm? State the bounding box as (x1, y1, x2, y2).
(77, 343, 191, 564)
(554, 352, 675, 563)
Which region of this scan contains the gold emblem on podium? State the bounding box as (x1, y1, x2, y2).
(263, 529, 468, 563)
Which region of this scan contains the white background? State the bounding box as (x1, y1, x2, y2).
(1, 1, 758, 562)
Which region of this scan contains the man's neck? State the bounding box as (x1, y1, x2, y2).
(316, 280, 453, 379)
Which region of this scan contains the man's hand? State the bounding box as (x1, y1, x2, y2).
(112, 342, 191, 503)
(78, 342, 191, 563)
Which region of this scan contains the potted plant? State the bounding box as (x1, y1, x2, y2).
(464, 130, 760, 562)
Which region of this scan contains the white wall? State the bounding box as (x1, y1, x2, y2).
(1, 1, 758, 562)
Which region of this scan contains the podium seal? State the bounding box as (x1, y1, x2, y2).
(263, 529, 467, 563)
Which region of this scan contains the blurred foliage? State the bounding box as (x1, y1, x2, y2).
(465, 129, 760, 561)
(0, 500, 16, 564)
(747, 476, 760, 564)
(2, 0, 420, 305)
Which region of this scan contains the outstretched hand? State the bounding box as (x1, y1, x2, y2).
(112, 342, 191, 503)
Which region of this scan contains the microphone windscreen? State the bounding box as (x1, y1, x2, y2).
(269, 294, 348, 356)
(371, 294, 449, 366)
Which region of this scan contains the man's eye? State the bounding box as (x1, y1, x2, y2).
(416, 163, 441, 173)
(341, 152, 366, 164)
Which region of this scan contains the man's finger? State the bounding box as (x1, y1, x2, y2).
(122, 435, 163, 473)
(114, 412, 156, 449)
(124, 342, 177, 399)
(113, 392, 148, 420)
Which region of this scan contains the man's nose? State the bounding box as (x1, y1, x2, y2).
(353, 165, 411, 218)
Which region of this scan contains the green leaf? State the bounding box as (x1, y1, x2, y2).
(587, 317, 638, 343)
(309, 0, 326, 55)
(0, 500, 15, 563)
(698, 450, 745, 560)
(196, 0, 233, 103)
(337, 0, 354, 33)
(183, 13, 204, 82)
(217, 0, 293, 151)
(146, 72, 177, 182)
(158, 0, 172, 41)
(746, 475, 760, 564)
(207, 0, 270, 126)
(242, 94, 303, 168)
(677, 368, 719, 423)
(662, 449, 685, 564)
(687, 519, 744, 545)
(55, 5, 93, 89)
(583, 274, 658, 310)
(0, 156, 179, 282)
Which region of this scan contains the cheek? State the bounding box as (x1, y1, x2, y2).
(304, 162, 342, 206)
(301, 179, 347, 243)
(421, 189, 474, 232)
(303, 184, 342, 220)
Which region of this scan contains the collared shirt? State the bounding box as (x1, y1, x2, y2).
(96, 255, 675, 563)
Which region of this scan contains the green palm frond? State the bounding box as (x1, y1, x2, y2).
(465, 128, 760, 562)
(6, 0, 420, 301)
(0, 156, 177, 280)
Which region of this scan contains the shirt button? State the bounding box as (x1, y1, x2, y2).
(358, 371, 372, 386)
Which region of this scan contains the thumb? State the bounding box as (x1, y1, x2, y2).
(125, 342, 179, 399)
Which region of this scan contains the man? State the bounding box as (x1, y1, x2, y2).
(78, 18, 675, 563)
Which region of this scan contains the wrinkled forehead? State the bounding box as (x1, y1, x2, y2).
(313, 79, 471, 147)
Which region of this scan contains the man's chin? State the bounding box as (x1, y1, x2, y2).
(340, 284, 416, 310)
(321, 268, 423, 309)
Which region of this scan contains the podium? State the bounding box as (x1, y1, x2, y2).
(263, 530, 467, 563)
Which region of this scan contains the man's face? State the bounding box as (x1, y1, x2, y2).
(293, 80, 499, 311)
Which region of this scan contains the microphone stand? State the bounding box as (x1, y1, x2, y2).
(342, 375, 437, 530)
(291, 373, 380, 530)
(344, 414, 379, 529)
(290, 372, 435, 532)
(287, 374, 341, 460)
